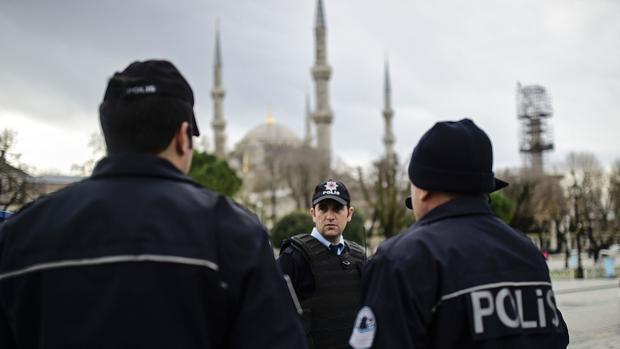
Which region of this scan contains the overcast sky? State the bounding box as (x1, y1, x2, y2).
(1, 0, 619, 175)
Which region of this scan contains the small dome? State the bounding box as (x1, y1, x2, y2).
(238, 121, 302, 147)
(230, 116, 303, 182)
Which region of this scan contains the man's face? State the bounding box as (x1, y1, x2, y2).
(310, 199, 353, 243)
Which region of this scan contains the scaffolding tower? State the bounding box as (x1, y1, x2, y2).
(516, 82, 554, 176)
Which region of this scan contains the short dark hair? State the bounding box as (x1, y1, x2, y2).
(99, 96, 193, 155)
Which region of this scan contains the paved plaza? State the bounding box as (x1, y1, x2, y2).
(553, 278, 620, 349)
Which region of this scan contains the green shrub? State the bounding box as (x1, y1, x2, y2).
(343, 211, 366, 246)
(189, 151, 242, 197)
(271, 211, 314, 248)
(490, 191, 516, 224)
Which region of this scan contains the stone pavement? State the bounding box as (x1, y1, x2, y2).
(552, 278, 620, 349)
(552, 278, 619, 293)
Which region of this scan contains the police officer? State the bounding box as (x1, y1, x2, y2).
(0, 60, 307, 348)
(279, 179, 366, 349)
(349, 119, 569, 349)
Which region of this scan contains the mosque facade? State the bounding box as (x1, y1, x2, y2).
(209, 0, 395, 227)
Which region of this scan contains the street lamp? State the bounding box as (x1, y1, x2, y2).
(570, 178, 584, 279)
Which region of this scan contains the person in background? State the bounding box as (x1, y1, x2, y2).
(279, 179, 366, 349)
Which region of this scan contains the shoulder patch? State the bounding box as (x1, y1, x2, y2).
(349, 306, 376, 349)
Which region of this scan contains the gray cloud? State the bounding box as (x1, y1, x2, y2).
(1, 0, 619, 172)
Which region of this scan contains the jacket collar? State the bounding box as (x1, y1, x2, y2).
(415, 195, 493, 226)
(91, 153, 196, 185)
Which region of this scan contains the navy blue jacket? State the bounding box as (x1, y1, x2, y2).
(353, 196, 569, 349)
(0, 154, 307, 349)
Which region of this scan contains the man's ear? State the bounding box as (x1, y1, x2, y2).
(418, 188, 431, 202)
(309, 207, 316, 223)
(175, 121, 191, 155)
(347, 206, 354, 222)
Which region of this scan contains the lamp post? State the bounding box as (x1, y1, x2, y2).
(570, 177, 584, 279)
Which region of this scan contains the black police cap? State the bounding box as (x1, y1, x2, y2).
(311, 179, 351, 207)
(405, 118, 508, 209)
(102, 60, 200, 136)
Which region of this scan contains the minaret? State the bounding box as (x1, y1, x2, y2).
(304, 94, 312, 146)
(311, 0, 333, 166)
(211, 22, 227, 159)
(382, 59, 395, 163)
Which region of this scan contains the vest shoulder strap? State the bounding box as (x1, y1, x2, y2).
(346, 240, 366, 262)
(281, 233, 326, 266)
(282, 234, 366, 265)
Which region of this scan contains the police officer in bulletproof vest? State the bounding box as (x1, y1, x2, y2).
(278, 179, 366, 349)
(0, 60, 307, 348)
(349, 119, 569, 349)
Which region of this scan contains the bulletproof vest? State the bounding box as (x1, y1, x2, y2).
(286, 234, 366, 349)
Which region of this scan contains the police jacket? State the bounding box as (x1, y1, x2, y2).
(0, 154, 307, 349)
(279, 233, 366, 349)
(351, 196, 569, 349)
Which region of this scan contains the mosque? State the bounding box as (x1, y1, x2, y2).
(208, 0, 395, 226)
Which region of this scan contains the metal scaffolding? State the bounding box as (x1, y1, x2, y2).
(516, 82, 554, 176)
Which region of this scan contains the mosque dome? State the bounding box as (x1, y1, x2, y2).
(237, 117, 302, 148)
(230, 114, 303, 178)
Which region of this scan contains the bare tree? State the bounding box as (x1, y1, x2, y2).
(501, 171, 539, 234)
(608, 160, 620, 235)
(257, 144, 286, 225)
(533, 175, 570, 266)
(500, 153, 617, 276)
(278, 145, 325, 210)
(243, 143, 321, 226)
(0, 129, 19, 163)
(0, 129, 38, 211)
(500, 170, 572, 265)
(566, 152, 609, 263)
(357, 157, 413, 239)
